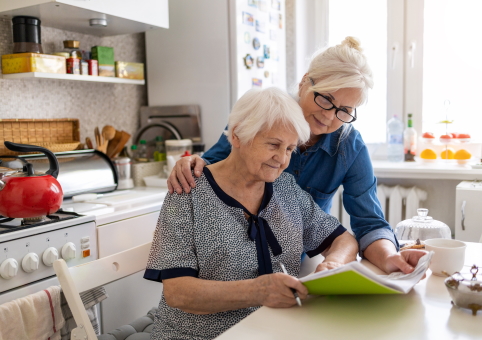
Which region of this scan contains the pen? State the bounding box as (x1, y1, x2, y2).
(279, 262, 302, 307)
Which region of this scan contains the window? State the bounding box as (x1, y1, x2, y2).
(422, 0, 482, 139)
(328, 0, 388, 144)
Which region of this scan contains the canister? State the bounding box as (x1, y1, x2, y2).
(165, 139, 192, 173)
(66, 58, 80, 74)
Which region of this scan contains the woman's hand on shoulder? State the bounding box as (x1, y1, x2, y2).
(167, 155, 206, 194)
(254, 273, 308, 308)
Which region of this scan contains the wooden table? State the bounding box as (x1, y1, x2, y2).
(216, 243, 482, 340)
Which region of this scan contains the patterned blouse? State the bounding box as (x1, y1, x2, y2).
(144, 167, 346, 340)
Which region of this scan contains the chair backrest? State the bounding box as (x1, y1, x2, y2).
(53, 242, 152, 340)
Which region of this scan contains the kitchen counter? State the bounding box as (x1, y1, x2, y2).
(216, 242, 482, 340)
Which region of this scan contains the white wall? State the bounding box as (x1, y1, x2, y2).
(145, 0, 231, 149)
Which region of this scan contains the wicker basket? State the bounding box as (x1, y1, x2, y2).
(0, 118, 80, 155)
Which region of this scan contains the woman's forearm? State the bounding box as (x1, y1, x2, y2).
(163, 277, 260, 314)
(321, 231, 358, 264)
(362, 239, 398, 272)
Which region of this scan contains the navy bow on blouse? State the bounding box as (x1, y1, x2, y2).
(202, 167, 283, 276)
(246, 214, 282, 275)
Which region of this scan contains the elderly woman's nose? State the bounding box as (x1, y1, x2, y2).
(274, 149, 288, 164)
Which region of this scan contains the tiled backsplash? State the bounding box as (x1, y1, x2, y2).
(0, 18, 147, 146)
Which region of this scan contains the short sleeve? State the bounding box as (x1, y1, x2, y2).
(286, 174, 346, 258)
(144, 192, 198, 282)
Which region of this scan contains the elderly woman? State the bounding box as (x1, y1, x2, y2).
(168, 37, 427, 275)
(144, 87, 358, 340)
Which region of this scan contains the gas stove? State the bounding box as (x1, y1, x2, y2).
(0, 211, 97, 303)
(0, 211, 82, 235)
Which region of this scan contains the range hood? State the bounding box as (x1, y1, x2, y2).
(0, 0, 169, 36)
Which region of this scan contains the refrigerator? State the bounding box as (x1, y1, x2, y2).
(145, 0, 287, 149)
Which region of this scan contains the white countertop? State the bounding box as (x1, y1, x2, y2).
(372, 160, 482, 180)
(216, 243, 482, 340)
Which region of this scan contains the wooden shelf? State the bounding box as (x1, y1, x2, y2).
(1, 72, 145, 85)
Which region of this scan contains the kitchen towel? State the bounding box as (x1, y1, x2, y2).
(0, 285, 65, 340)
(60, 286, 108, 339)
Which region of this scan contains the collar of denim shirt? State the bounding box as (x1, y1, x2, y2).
(302, 128, 343, 157)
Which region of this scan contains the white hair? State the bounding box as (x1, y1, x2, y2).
(224, 87, 310, 146)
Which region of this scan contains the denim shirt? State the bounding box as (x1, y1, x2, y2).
(203, 128, 399, 256)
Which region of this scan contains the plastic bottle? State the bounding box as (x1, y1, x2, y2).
(387, 115, 404, 162)
(131, 143, 148, 163)
(137, 139, 149, 162)
(153, 136, 167, 162)
(403, 113, 417, 162)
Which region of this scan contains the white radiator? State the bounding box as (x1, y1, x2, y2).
(331, 185, 427, 231)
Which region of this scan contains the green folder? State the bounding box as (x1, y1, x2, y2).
(299, 252, 433, 295)
(302, 269, 401, 295)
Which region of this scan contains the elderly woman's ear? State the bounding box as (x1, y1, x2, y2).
(231, 129, 241, 148)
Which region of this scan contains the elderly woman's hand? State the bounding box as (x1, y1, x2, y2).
(255, 273, 308, 308)
(167, 155, 206, 194)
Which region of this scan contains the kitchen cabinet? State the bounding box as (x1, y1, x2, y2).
(0, 0, 169, 36)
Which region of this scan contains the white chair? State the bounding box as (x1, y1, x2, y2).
(53, 242, 152, 340)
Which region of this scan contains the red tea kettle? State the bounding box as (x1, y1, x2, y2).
(0, 141, 63, 218)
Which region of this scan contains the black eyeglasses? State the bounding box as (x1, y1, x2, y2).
(309, 78, 357, 123)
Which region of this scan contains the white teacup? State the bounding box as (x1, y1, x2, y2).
(424, 238, 466, 276)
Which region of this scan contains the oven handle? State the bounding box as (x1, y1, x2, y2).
(461, 200, 466, 231)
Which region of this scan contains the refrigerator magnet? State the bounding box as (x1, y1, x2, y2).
(257, 56, 265, 68)
(252, 37, 261, 50)
(264, 70, 270, 78)
(279, 14, 283, 29)
(244, 54, 254, 69)
(263, 45, 271, 59)
(258, 0, 268, 12)
(244, 32, 251, 44)
(248, 0, 257, 7)
(271, 0, 281, 11)
(255, 20, 266, 33)
(252, 78, 263, 87)
(242, 12, 254, 26)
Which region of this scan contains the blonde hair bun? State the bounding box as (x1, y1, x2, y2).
(341, 36, 362, 52)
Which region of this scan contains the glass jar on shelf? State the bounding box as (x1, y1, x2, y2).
(63, 40, 82, 59)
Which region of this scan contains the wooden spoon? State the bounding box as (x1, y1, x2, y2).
(94, 127, 103, 152)
(102, 125, 116, 151)
(85, 137, 93, 149)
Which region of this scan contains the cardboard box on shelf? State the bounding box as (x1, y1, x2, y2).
(115, 61, 145, 80)
(1, 53, 66, 74)
(91, 46, 114, 77)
